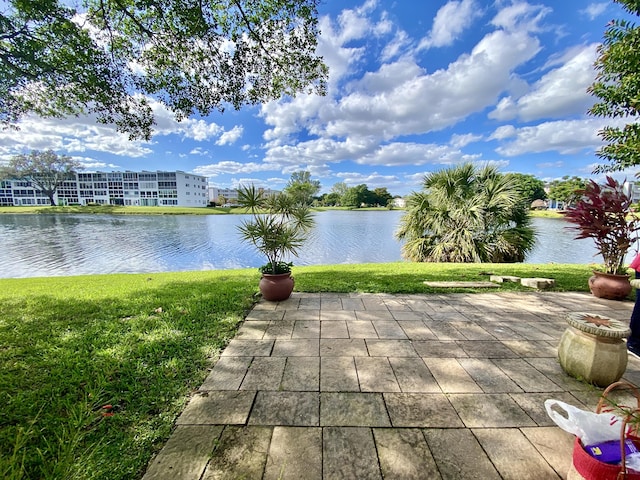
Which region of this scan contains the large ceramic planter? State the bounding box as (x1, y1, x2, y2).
(558, 312, 630, 387)
(259, 273, 294, 302)
(588, 271, 631, 300)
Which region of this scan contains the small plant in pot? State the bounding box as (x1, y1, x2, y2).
(237, 185, 315, 301)
(564, 176, 640, 300)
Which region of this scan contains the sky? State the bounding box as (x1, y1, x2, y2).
(0, 0, 637, 196)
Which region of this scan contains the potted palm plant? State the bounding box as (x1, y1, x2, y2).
(237, 185, 315, 301)
(564, 176, 640, 299)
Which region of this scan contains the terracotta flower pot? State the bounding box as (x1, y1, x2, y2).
(588, 270, 632, 300)
(259, 273, 294, 301)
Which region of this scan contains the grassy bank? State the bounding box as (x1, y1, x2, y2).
(0, 205, 232, 215)
(0, 205, 565, 217)
(0, 262, 604, 479)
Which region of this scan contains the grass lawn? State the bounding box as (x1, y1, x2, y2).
(0, 262, 611, 479)
(0, 205, 232, 215)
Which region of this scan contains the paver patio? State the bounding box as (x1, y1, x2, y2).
(142, 291, 640, 480)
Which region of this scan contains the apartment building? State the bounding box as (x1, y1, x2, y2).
(0, 171, 209, 207)
(208, 186, 280, 205)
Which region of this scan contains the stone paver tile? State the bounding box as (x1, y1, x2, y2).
(389, 357, 441, 393)
(422, 358, 482, 393)
(493, 358, 564, 393)
(264, 427, 322, 480)
(341, 298, 365, 310)
(365, 339, 417, 357)
(346, 321, 378, 338)
(299, 297, 321, 310)
(235, 321, 269, 339)
(240, 357, 286, 391)
(272, 339, 319, 356)
(510, 392, 586, 427)
(450, 321, 496, 340)
(458, 358, 523, 393)
(403, 298, 436, 313)
(321, 310, 357, 321)
(142, 425, 223, 480)
(524, 357, 593, 391)
(362, 297, 390, 311)
(244, 310, 284, 321)
(320, 357, 360, 392)
(373, 428, 441, 480)
(200, 356, 252, 391)
(457, 340, 518, 358)
(321, 320, 349, 338)
(355, 357, 401, 392)
(473, 428, 561, 480)
(484, 323, 525, 340)
(283, 309, 320, 321)
(398, 320, 437, 340)
(623, 369, 640, 388)
(292, 320, 320, 339)
(392, 311, 426, 321)
(280, 357, 319, 391)
(383, 298, 411, 311)
(320, 298, 343, 310)
(177, 391, 255, 425)
(448, 393, 537, 428)
(221, 339, 274, 357)
(521, 426, 575, 479)
(320, 338, 368, 356)
(413, 341, 468, 358)
(384, 393, 464, 428)
(276, 297, 301, 309)
(356, 311, 394, 321)
(504, 321, 555, 341)
(323, 427, 382, 480)
(502, 340, 558, 357)
(249, 392, 319, 426)
(202, 426, 271, 480)
(371, 320, 408, 339)
(425, 322, 467, 341)
(263, 322, 295, 339)
(423, 428, 501, 480)
(252, 301, 278, 311)
(320, 392, 390, 427)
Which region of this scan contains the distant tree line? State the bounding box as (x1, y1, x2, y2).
(314, 182, 395, 208)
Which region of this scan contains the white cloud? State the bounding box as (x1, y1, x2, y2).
(190, 147, 209, 155)
(0, 114, 153, 158)
(489, 44, 598, 121)
(357, 142, 480, 166)
(493, 118, 606, 156)
(489, 125, 517, 140)
(490, 1, 551, 32)
(450, 133, 483, 148)
(193, 161, 276, 177)
(582, 3, 608, 20)
(336, 171, 403, 188)
(536, 160, 564, 169)
(320, 29, 540, 141)
(380, 30, 411, 62)
(216, 126, 244, 146)
(418, 0, 481, 50)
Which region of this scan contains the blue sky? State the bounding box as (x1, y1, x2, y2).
(0, 0, 636, 196)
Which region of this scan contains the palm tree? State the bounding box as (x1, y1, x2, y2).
(396, 163, 535, 263)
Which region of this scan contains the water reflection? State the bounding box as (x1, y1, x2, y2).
(0, 211, 619, 279)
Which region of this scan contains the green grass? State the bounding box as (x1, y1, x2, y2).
(0, 205, 232, 215)
(0, 262, 612, 479)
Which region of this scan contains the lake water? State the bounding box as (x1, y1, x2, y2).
(0, 211, 607, 278)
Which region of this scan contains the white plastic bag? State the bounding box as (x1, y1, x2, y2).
(545, 399, 625, 445)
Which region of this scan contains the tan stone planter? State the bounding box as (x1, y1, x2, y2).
(558, 312, 630, 387)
